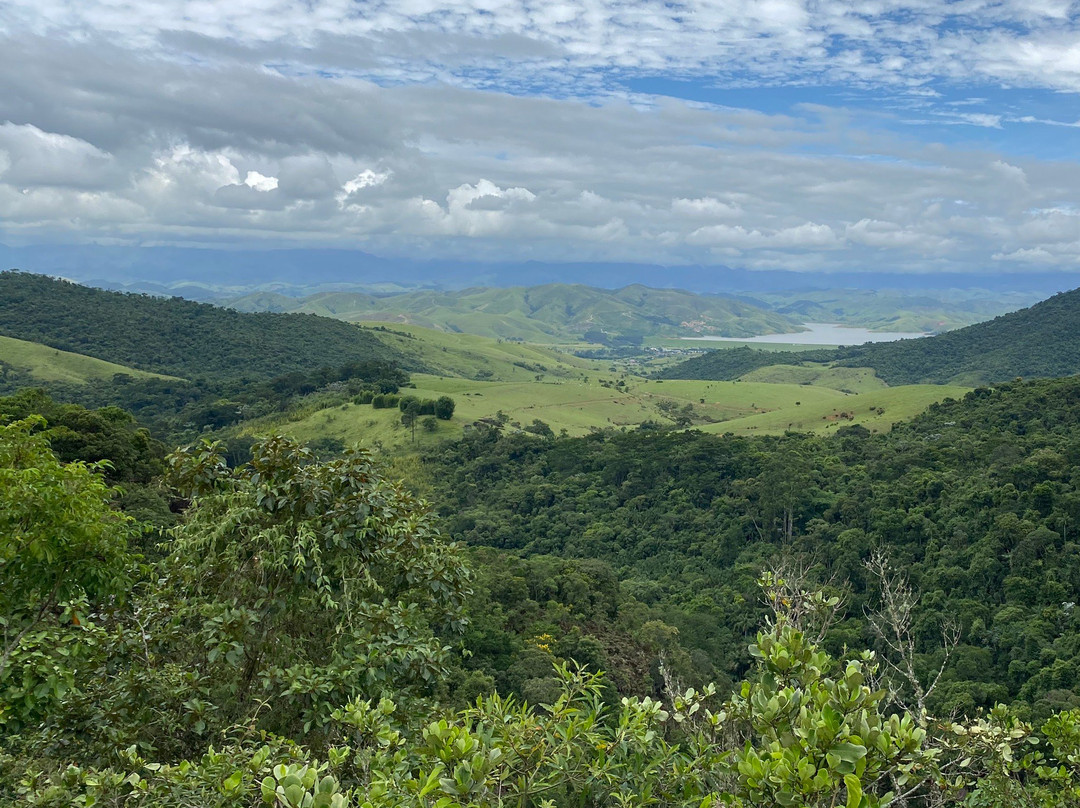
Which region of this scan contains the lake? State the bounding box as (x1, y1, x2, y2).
(683, 322, 928, 347)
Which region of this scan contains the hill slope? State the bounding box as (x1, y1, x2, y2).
(225, 283, 799, 342)
(0, 335, 180, 385)
(0, 272, 402, 380)
(662, 287, 1080, 385)
(362, 323, 594, 381)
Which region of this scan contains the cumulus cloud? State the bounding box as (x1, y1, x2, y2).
(2, 3, 1080, 272)
(5, 0, 1080, 92)
(0, 123, 116, 189)
(244, 171, 278, 192)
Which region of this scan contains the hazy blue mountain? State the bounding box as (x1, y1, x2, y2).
(5, 242, 1080, 297)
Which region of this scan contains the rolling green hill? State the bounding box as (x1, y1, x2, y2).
(0, 271, 402, 380)
(362, 323, 595, 380)
(0, 335, 180, 385)
(657, 345, 837, 381)
(264, 370, 966, 452)
(225, 283, 799, 342)
(662, 286, 1080, 385)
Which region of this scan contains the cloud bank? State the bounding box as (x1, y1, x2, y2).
(2, 1, 1080, 272)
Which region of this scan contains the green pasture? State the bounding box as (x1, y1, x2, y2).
(0, 335, 180, 385)
(737, 364, 886, 393)
(364, 323, 596, 380)
(270, 368, 963, 451)
(695, 384, 970, 436)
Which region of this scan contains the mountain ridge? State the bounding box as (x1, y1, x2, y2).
(223, 282, 799, 343)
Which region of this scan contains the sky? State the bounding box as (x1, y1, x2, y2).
(3, 1, 1080, 277)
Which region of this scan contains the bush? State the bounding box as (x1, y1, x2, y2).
(371, 394, 400, 409)
(434, 396, 455, 420)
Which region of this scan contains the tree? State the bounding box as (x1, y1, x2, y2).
(161, 435, 472, 743)
(401, 399, 421, 442)
(434, 396, 455, 420)
(0, 416, 133, 729)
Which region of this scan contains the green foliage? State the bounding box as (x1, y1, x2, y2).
(659, 346, 836, 381)
(0, 271, 403, 381)
(371, 394, 400, 409)
(160, 435, 473, 742)
(0, 388, 165, 484)
(422, 376, 1080, 715)
(435, 397, 455, 421)
(14, 606, 1080, 807)
(0, 417, 134, 731)
(9, 375, 1080, 807)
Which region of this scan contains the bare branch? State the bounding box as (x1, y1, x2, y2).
(864, 549, 960, 722)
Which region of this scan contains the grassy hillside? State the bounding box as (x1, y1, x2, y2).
(662, 286, 1080, 386)
(363, 323, 594, 380)
(736, 363, 886, 392)
(265, 369, 966, 451)
(225, 283, 799, 342)
(658, 345, 837, 380)
(0, 272, 401, 380)
(0, 335, 179, 385)
(695, 384, 969, 435)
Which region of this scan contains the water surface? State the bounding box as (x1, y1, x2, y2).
(684, 322, 928, 347)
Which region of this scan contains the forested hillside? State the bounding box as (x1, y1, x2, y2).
(662, 285, 1080, 384)
(5, 380, 1080, 806)
(423, 377, 1080, 719)
(0, 271, 402, 380)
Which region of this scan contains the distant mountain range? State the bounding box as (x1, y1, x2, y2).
(662, 285, 1080, 385)
(735, 288, 1044, 334)
(222, 283, 799, 342)
(5, 242, 1080, 297)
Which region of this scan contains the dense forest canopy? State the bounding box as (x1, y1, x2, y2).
(662, 285, 1080, 385)
(421, 377, 1080, 719)
(4, 376, 1080, 805)
(0, 271, 405, 381)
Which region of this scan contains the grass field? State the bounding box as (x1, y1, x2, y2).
(268, 367, 970, 451)
(0, 335, 181, 384)
(737, 364, 886, 393)
(695, 384, 970, 436)
(364, 323, 595, 380)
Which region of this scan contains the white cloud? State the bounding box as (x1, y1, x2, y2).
(342, 169, 391, 194)
(0, 123, 116, 189)
(672, 197, 742, 219)
(244, 170, 279, 191)
(1, 5, 1080, 272)
(5, 0, 1080, 92)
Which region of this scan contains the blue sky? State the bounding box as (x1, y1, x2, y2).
(2, 1, 1080, 278)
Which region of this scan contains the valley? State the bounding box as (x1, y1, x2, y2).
(3, 270, 1080, 807)
(10, 4, 1080, 803)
